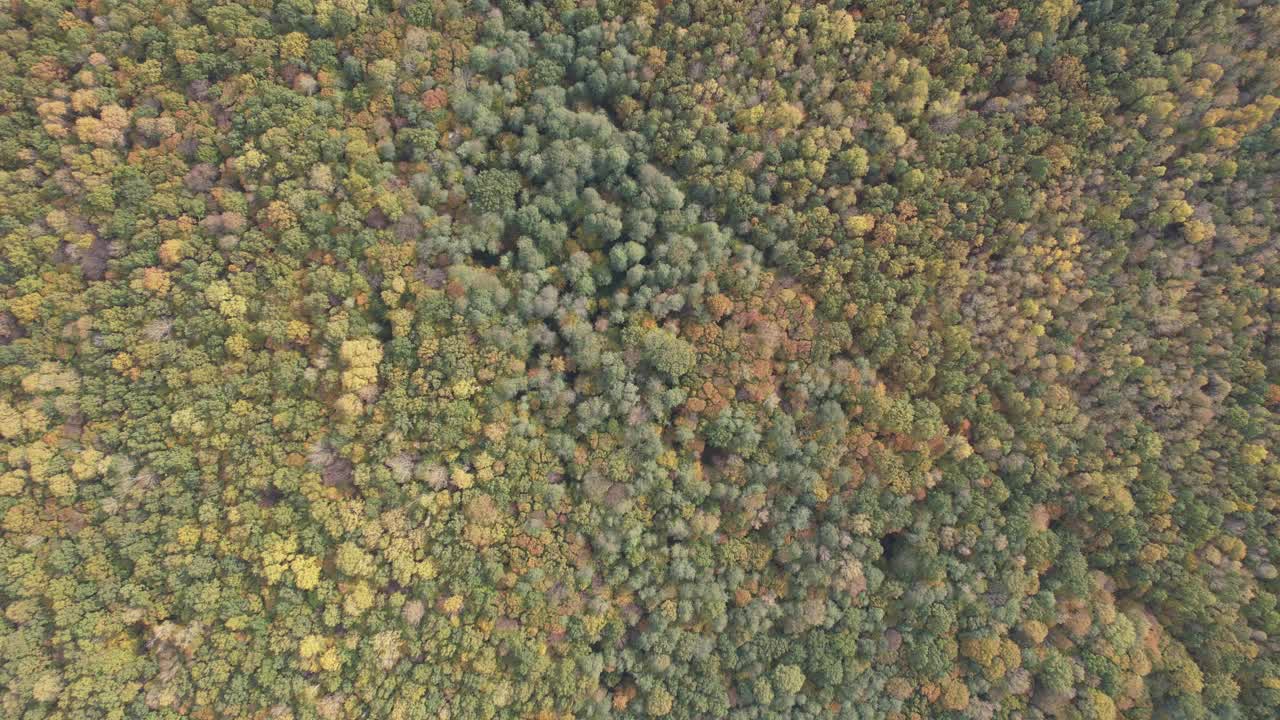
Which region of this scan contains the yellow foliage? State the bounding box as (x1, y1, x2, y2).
(340, 338, 383, 390)
(141, 267, 171, 294)
(238, 148, 265, 172)
(441, 594, 463, 615)
(292, 556, 322, 590)
(320, 647, 342, 672)
(264, 200, 297, 229)
(1018, 617, 1049, 645)
(9, 293, 44, 323)
(47, 473, 75, 498)
(261, 534, 298, 585)
(158, 239, 185, 266)
(3, 503, 36, 533)
(832, 11, 859, 42)
(1168, 199, 1194, 224)
(31, 673, 62, 703)
(1242, 443, 1267, 465)
(0, 471, 24, 496)
(646, 686, 673, 716)
(845, 214, 876, 235)
(1183, 219, 1214, 243)
(766, 103, 805, 133)
(280, 32, 309, 61)
(177, 525, 201, 547)
(225, 334, 250, 357)
(335, 393, 363, 419)
(219, 294, 247, 319)
(451, 466, 474, 489)
(938, 678, 969, 710)
(343, 582, 374, 616)
(1085, 689, 1118, 720)
(287, 320, 311, 343)
(1139, 543, 1169, 564)
(299, 634, 326, 659)
(961, 634, 1002, 667)
(99, 104, 129, 129)
(451, 378, 478, 398)
(0, 402, 23, 440)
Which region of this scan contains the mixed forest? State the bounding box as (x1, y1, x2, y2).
(2, 0, 1280, 718)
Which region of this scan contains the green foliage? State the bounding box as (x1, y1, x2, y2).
(466, 169, 521, 215)
(637, 325, 696, 381)
(0, 1, 1278, 718)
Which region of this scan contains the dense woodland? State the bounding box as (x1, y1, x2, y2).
(1, 0, 1279, 718)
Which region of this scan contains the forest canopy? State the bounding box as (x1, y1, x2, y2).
(1, 0, 1279, 718)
